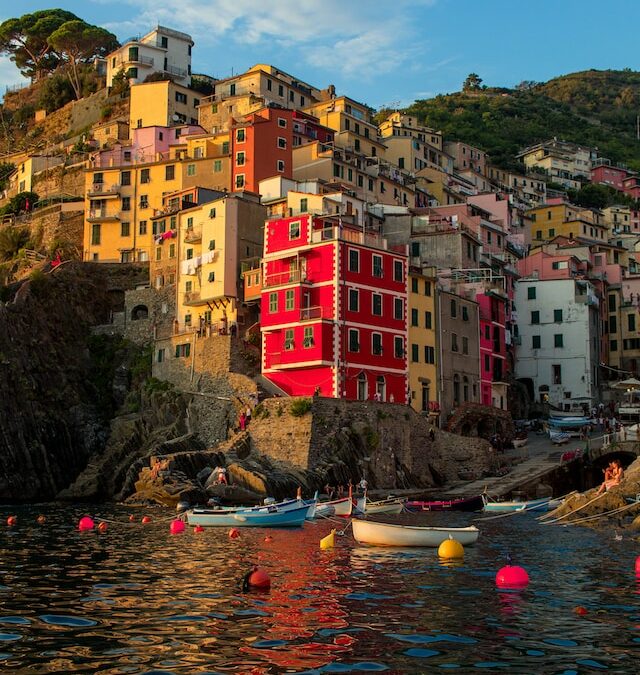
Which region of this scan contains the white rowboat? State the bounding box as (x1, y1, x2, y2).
(352, 519, 480, 547)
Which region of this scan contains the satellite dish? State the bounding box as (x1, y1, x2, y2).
(172, 114, 180, 122)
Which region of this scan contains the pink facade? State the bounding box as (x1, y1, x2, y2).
(477, 292, 507, 406)
(591, 164, 630, 191)
(516, 250, 584, 280)
(261, 214, 408, 401)
(623, 176, 640, 200)
(430, 204, 506, 256)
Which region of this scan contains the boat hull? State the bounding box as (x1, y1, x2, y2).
(405, 495, 484, 512)
(352, 519, 480, 547)
(364, 501, 404, 515)
(187, 503, 309, 527)
(324, 496, 352, 516)
(482, 497, 552, 513)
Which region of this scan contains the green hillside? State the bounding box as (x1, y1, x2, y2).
(405, 69, 640, 173)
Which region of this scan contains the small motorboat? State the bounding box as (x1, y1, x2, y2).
(186, 502, 309, 527)
(352, 519, 480, 547)
(549, 430, 571, 445)
(482, 495, 554, 513)
(405, 494, 484, 512)
(355, 497, 405, 515)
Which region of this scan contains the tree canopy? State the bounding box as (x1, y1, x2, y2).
(0, 9, 79, 79)
(48, 20, 118, 99)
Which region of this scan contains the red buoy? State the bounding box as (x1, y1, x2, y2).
(36, 515, 46, 525)
(228, 528, 240, 539)
(248, 567, 271, 590)
(141, 516, 152, 524)
(496, 565, 529, 589)
(129, 515, 136, 523)
(170, 519, 185, 534)
(6, 515, 17, 527)
(194, 525, 205, 533)
(78, 516, 94, 531)
(635, 555, 640, 575)
(97, 522, 108, 533)
(264, 535, 273, 543)
(574, 606, 588, 615)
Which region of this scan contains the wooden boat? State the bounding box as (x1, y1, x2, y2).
(315, 503, 336, 518)
(482, 495, 553, 513)
(405, 494, 484, 512)
(324, 495, 353, 517)
(352, 519, 480, 547)
(365, 499, 404, 515)
(186, 503, 309, 527)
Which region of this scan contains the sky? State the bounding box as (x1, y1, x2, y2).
(1, 0, 639, 109)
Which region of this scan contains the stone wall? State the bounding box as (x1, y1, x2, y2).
(123, 285, 175, 346)
(32, 164, 86, 200)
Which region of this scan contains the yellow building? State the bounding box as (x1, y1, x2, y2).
(129, 80, 201, 129)
(527, 201, 608, 243)
(83, 155, 223, 262)
(174, 192, 266, 333)
(602, 205, 632, 233)
(517, 139, 596, 189)
(407, 266, 438, 416)
(9, 154, 65, 196)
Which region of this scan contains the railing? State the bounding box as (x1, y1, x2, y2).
(263, 269, 308, 287)
(88, 209, 118, 220)
(184, 227, 202, 243)
(201, 86, 260, 104)
(183, 291, 201, 304)
(163, 64, 188, 78)
(88, 183, 120, 196)
(309, 226, 388, 250)
(300, 306, 326, 321)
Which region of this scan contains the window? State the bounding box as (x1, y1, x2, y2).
(187, 164, 196, 176)
(175, 343, 191, 358)
(348, 249, 359, 272)
(278, 117, 287, 128)
(411, 308, 418, 326)
(269, 292, 278, 313)
(169, 243, 176, 258)
(372, 255, 383, 278)
(629, 314, 636, 332)
(462, 306, 469, 322)
(610, 339, 618, 352)
(553, 364, 562, 385)
(531, 311, 540, 324)
(91, 223, 100, 245)
(303, 326, 314, 348)
(372, 293, 382, 316)
(235, 174, 245, 189)
(450, 299, 457, 318)
(462, 336, 468, 355)
(139, 220, 147, 235)
(424, 281, 431, 296)
(411, 343, 419, 362)
(393, 260, 403, 282)
(277, 160, 285, 172)
(121, 196, 131, 211)
(222, 141, 229, 154)
(349, 329, 359, 352)
(157, 349, 165, 363)
(425, 311, 432, 329)
(554, 309, 563, 322)
(532, 335, 541, 349)
(165, 165, 175, 180)
(527, 287, 536, 300)
(425, 346, 435, 363)
(348, 289, 358, 311)
(285, 289, 294, 311)
(213, 160, 222, 172)
(235, 152, 245, 166)
(372, 333, 383, 355)
(394, 298, 404, 320)
(278, 84, 284, 97)
(121, 170, 131, 186)
(175, 91, 187, 104)
(121, 222, 130, 237)
(451, 333, 458, 352)
(411, 278, 418, 293)
(278, 137, 287, 149)
(395, 336, 404, 358)
(284, 329, 294, 350)
(609, 316, 617, 333)
(609, 294, 616, 312)
(236, 128, 245, 142)
(288, 220, 300, 239)
(300, 198, 308, 212)
(139, 195, 148, 209)
(140, 168, 150, 183)
(484, 354, 490, 371)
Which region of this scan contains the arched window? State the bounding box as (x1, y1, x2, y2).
(131, 304, 149, 320)
(357, 372, 367, 401)
(376, 375, 386, 402)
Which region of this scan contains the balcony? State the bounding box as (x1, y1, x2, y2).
(184, 227, 202, 244)
(87, 209, 119, 222)
(163, 64, 188, 78)
(263, 269, 311, 288)
(183, 291, 202, 305)
(310, 226, 388, 250)
(300, 305, 328, 321)
(88, 183, 120, 198)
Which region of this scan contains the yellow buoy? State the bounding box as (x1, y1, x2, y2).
(438, 537, 464, 559)
(320, 529, 336, 550)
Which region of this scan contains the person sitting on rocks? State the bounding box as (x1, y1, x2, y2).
(597, 459, 623, 495)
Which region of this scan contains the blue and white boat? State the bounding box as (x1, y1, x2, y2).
(548, 416, 589, 429)
(482, 495, 556, 513)
(186, 502, 309, 527)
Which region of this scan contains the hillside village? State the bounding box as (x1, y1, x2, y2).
(2, 17, 640, 454)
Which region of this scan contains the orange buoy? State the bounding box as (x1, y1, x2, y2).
(228, 527, 240, 539)
(6, 515, 17, 526)
(194, 525, 205, 533)
(141, 516, 152, 524)
(264, 535, 273, 543)
(97, 522, 108, 533)
(78, 516, 94, 531)
(248, 567, 271, 590)
(574, 606, 588, 615)
(36, 515, 46, 525)
(129, 514, 136, 523)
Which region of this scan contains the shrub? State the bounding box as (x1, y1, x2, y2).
(290, 398, 312, 417)
(0, 227, 30, 261)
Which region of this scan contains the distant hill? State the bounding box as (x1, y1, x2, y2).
(405, 69, 640, 173)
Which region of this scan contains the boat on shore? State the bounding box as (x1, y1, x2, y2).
(186, 502, 309, 527)
(549, 430, 571, 445)
(482, 495, 555, 513)
(405, 494, 484, 512)
(352, 519, 480, 547)
(323, 495, 353, 517)
(354, 496, 405, 515)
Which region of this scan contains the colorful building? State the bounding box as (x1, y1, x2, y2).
(527, 199, 608, 243)
(591, 159, 633, 192)
(261, 213, 408, 401)
(129, 80, 201, 129)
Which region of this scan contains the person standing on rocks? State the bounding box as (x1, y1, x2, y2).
(239, 411, 246, 431)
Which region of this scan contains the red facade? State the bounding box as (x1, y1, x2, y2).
(477, 292, 507, 406)
(591, 165, 630, 192)
(261, 214, 408, 401)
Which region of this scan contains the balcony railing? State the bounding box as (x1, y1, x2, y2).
(310, 226, 388, 250)
(263, 269, 310, 287)
(184, 227, 202, 243)
(88, 183, 120, 197)
(300, 306, 327, 321)
(87, 209, 119, 221)
(163, 64, 188, 78)
(114, 55, 154, 68)
(183, 291, 202, 305)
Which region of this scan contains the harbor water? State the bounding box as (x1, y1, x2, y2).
(0, 504, 638, 673)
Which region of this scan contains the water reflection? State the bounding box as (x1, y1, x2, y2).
(0, 505, 638, 672)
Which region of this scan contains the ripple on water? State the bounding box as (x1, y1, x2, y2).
(39, 615, 97, 627)
(0, 617, 30, 625)
(0, 633, 21, 641)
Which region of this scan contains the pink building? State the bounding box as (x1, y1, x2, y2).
(477, 292, 507, 408)
(261, 214, 408, 401)
(623, 176, 640, 200)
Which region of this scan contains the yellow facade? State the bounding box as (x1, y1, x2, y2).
(175, 193, 265, 332)
(528, 202, 608, 243)
(83, 156, 221, 262)
(407, 268, 438, 415)
(129, 81, 201, 129)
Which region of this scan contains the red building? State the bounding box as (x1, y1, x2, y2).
(623, 176, 640, 200)
(292, 110, 335, 148)
(591, 164, 631, 192)
(231, 107, 295, 193)
(261, 213, 408, 401)
(477, 291, 508, 409)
